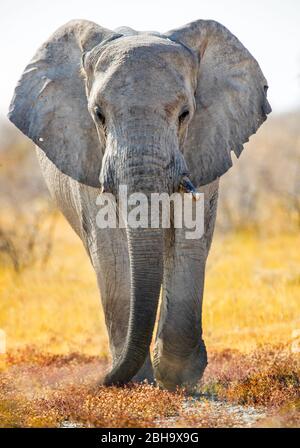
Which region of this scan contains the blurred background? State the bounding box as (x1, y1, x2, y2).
(0, 1, 299, 429)
(0, 0, 299, 354)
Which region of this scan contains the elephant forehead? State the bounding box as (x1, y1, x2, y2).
(96, 34, 193, 66)
(91, 36, 195, 105)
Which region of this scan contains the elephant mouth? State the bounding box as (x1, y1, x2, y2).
(100, 174, 200, 199)
(179, 175, 201, 200)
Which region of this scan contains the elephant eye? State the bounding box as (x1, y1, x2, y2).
(178, 109, 190, 125)
(94, 106, 106, 126)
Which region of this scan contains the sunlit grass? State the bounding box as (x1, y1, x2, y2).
(1, 214, 299, 356)
(0, 212, 299, 427)
(0, 215, 107, 356)
(204, 230, 300, 351)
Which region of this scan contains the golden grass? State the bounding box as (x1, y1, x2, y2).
(0, 215, 107, 357)
(204, 230, 300, 351)
(0, 345, 298, 428)
(0, 352, 183, 428)
(1, 214, 299, 356)
(0, 212, 299, 427)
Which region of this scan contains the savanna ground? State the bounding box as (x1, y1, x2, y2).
(0, 112, 299, 427)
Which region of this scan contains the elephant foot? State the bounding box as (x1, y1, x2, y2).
(91, 353, 154, 391)
(153, 340, 207, 392)
(132, 353, 155, 384)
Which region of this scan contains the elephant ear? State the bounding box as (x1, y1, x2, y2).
(8, 20, 113, 187)
(166, 20, 271, 186)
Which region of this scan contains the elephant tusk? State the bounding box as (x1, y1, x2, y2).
(179, 176, 201, 201)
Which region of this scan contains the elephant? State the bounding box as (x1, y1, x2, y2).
(8, 19, 271, 391)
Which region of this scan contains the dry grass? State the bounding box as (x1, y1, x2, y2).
(0, 213, 299, 427)
(0, 350, 182, 428)
(203, 347, 299, 407)
(0, 345, 298, 428)
(204, 231, 300, 351)
(0, 214, 107, 356)
(0, 205, 57, 272)
(1, 214, 299, 356)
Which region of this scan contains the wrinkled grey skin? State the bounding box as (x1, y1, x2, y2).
(8, 19, 271, 390)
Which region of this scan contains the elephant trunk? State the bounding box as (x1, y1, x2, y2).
(103, 158, 165, 386)
(104, 226, 163, 386)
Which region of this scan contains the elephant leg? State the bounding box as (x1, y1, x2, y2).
(153, 181, 219, 391)
(153, 232, 208, 391)
(89, 226, 154, 384)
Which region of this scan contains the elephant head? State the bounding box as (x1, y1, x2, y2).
(8, 19, 271, 386)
